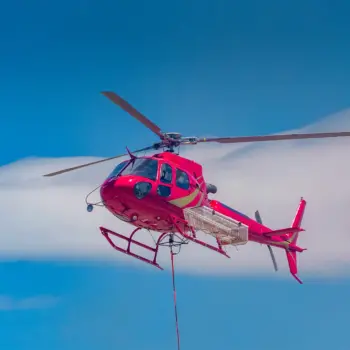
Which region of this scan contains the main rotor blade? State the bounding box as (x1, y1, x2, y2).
(101, 91, 164, 138)
(43, 154, 128, 177)
(43, 146, 153, 177)
(197, 131, 350, 144)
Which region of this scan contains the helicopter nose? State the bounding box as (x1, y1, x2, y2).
(100, 178, 116, 202)
(100, 176, 135, 201)
(100, 176, 153, 203)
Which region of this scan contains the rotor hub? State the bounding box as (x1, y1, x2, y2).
(163, 132, 182, 140)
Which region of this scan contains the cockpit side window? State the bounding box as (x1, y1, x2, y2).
(121, 158, 159, 181)
(107, 160, 129, 179)
(175, 169, 190, 190)
(160, 163, 173, 184)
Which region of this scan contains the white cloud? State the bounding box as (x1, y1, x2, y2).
(0, 295, 59, 310)
(1, 109, 350, 282)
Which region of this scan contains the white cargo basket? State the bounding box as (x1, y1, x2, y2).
(183, 206, 248, 246)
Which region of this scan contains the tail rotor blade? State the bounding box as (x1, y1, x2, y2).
(267, 245, 278, 272)
(255, 210, 262, 224)
(255, 210, 278, 272)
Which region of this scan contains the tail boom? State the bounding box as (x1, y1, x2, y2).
(264, 227, 304, 237)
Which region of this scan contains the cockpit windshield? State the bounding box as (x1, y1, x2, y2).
(107, 160, 129, 179)
(121, 158, 159, 181)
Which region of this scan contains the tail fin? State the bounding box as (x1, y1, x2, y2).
(285, 198, 307, 284)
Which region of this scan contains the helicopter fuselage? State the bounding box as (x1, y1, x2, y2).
(100, 152, 209, 232)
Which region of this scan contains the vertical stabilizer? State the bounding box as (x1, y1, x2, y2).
(285, 198, 307, 284)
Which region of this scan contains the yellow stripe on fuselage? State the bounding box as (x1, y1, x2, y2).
(168, 188, 200, 208)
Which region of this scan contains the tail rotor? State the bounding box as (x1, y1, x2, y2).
(255, 210, 278, 272)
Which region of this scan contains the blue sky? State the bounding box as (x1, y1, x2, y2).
(1, 0, 350, 349)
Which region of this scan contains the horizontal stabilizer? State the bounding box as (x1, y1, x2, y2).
(264, 227, 304, 237)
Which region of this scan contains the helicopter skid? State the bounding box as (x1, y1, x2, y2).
(100, 226, 169, 270)
(100, 217, 230, 269)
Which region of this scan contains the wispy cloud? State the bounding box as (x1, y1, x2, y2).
(0, 295, 59, 311)
(0, 109, 350, 281)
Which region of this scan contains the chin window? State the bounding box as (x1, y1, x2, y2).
(134, 182, 152, 199)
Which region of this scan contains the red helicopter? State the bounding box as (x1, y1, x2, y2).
(44, 91, 350, 348)
(44, 91, 350, 281)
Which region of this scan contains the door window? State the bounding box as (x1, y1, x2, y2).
(160, 163, 173, 184)
(175, 169, 190, 190)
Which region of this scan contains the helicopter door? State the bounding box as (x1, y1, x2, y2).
(157, 162, 173, 198)
(167, 168, 203, 208)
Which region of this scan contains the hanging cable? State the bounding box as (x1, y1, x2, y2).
(151, 232, 187, 350)
(170, 247, 181, 350)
